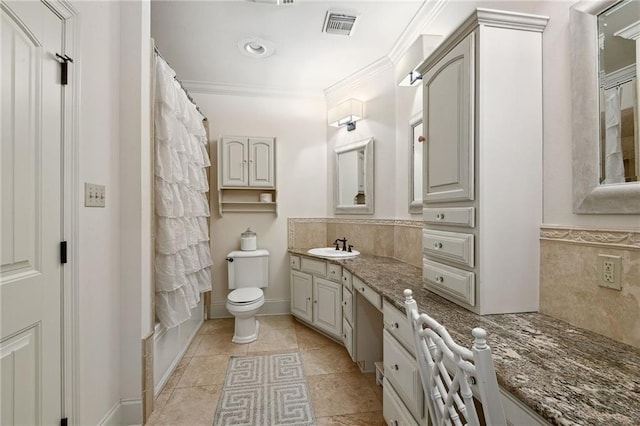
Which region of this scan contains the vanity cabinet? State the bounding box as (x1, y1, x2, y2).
(382, 301, 427, 425)
(289, 255, 342, 339)
(417, 9, 548, 315)
(382, 300, 549, 425)
(218, 136, 277, 215)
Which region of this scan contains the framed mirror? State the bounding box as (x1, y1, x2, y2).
(335, 138, 374, 214)
(571, 0, 640, 213)
(409, 113, 423, 214)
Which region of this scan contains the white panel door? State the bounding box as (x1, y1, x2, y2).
(290, 271, 312, 322)
(313, 278, 342, 338)
(221, 137, 248, 187)
(248, 138, 274, 188)
(1, 1, 64, 424)
(423, 33, 474, 203)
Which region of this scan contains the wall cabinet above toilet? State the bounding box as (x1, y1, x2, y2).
(217, 136, 277, 215)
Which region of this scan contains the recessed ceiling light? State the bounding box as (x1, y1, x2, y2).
(237, 37, 274, 58)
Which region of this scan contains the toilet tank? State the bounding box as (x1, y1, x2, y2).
(227, 249, 269, 289)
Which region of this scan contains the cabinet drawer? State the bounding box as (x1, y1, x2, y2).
(383, 378, 419, 426)
(423, 229, 474, 267)
(290, 255, 300, 270)
(423, 207, 475, 228)
(300, 257, 327, 277)
(341, 269, 352, 290)
(353, 277, 382, 311)
(343, 317, 354, 361)
(423, 258, 475, 306)
(342, 286, 353, 324)
(383, 330, 424, 421)
(383, 300, 414, 356)
(327, 264, 342, 282)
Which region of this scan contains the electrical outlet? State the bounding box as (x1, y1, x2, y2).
(598, 254, 622, 290)
(84, 182, 106, 207)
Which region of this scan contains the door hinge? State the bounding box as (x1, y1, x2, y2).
(60, 241, 68, 264)
(61, 418, 68, 426)
(55, 53, 74, 86)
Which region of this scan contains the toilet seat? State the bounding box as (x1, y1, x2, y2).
(227, 288, 264, 305)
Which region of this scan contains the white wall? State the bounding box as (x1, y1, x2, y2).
(190, 92, 327, 315)
(326, 61, 398, 219)
(118, 0, 151, 417)
(76, 1, 122, 424)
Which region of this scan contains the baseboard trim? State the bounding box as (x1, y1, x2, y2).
(98, 398, 142, 426)
(210, 298, 290, 319)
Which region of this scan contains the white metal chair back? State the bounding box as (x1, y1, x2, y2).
(404, 289, 506, 426)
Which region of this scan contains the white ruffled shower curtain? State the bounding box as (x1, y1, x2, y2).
(154, 55, 213, 329)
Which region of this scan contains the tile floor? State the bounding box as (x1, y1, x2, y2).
(147, 315, 385, 425)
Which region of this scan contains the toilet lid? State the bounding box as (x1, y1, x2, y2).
(228, 288, 263, 304)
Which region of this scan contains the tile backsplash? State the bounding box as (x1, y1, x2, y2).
(288, 218, 423, 268)
(540, 226, 640, 349)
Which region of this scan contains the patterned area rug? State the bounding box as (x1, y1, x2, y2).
(213, 353, 316, 425)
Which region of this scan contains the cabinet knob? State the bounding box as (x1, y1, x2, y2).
(342, 333, 347, 339)
(433, 242, 443, 249)
(306, 297, 311, 302)
(314, 300, 317, 304)
(392, 364, 399, 371)
(360, 287, 365, 292)
(436, 213, 445, 220)
(342, 301, 347, 307)
(435, 275, 444, 283)
(392, 421, 399, 426)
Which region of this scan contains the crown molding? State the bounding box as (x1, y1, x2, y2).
(387, 0, 448, 65)
(181, 80, 324, 99)
(324, 56, 394, 100)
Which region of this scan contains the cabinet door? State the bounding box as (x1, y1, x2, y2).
(248, 137, 275, 188)
(423, 33, 474, 203)
(221, 137, 249, 187)
(291, 270, 313, 322)
(313, 278, 342, 338)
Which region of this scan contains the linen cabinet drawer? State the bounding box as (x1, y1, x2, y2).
(423, 229, 474, 267)
(327, 264, 342, 282)
(290, 255, 300, 270)
(423, 259, 475, 306)
(423, 206, 475, 228)
(383, 300, 414, 356)
(383, 330, 424, 421)
(383, 377, 419, 426)
(300, 257, 326, 277)
(342, 286, 353, 324)
(353, 277, 382, 311)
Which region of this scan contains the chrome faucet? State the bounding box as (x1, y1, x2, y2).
(333, 237, 348, 251)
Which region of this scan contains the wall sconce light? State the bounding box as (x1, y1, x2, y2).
(328, 98, 364, 131)
(396, 34, 443, 87)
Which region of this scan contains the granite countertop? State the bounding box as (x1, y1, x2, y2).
(289, 248, 640, 426)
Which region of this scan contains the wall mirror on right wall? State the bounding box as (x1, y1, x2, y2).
(571, 0, 640, 213)
(409, 113, 423, 214)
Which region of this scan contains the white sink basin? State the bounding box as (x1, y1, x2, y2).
(307, 247, 360, 259)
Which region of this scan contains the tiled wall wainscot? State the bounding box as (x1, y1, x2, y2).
(540, 226, 640, 349)
(288, 218, 423, 268)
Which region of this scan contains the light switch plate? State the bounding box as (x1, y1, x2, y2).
(84, 182, 105, 207)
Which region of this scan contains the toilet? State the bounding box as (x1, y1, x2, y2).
(225, 249, 269, 344)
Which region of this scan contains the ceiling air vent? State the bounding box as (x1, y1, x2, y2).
(323, 11, 358, 36)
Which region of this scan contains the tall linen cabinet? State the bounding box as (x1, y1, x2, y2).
(417, 9, 549, 314)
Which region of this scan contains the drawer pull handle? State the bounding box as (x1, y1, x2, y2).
(433, 242, 443, 249)
(436, 213, 445, 220)
(435, 275, 444, 283)
(384, 321, 399, 330)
